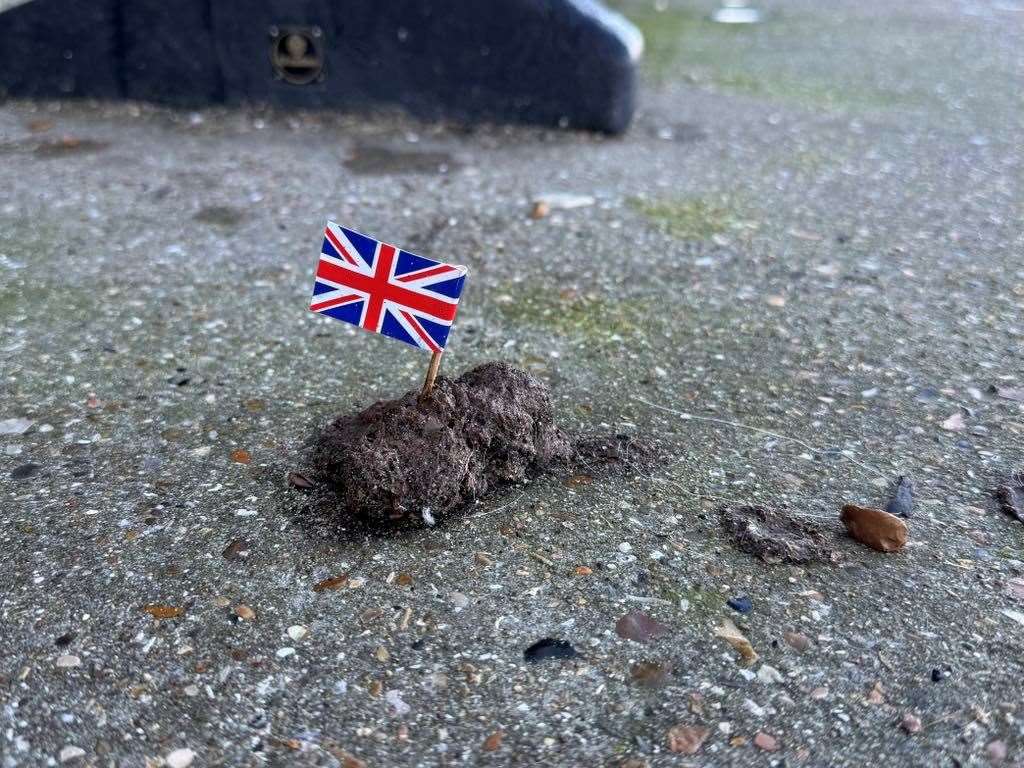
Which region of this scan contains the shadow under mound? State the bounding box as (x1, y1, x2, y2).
(310, 361, 573, 527)
(573, 432, 658, 476)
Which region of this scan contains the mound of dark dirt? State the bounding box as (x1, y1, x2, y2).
(994, 470, 1024, 524)
(311, 362, 573, 525)
(718, 504, 838, 564)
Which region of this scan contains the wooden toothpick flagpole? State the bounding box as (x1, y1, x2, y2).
(422, 350, 443, 396)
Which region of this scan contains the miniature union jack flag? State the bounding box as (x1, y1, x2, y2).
(310, 222, 468, 353)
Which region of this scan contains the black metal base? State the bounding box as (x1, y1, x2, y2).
(0, 0, 640, 133)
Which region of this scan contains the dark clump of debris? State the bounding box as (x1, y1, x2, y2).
(994, 470, 1024, 524)
(524, 638, 579, 663)
(574, 433, 657, 475)
(311, 362, 572, 525)
(718, 504, 837, 564)
(884, 475, 914, 518)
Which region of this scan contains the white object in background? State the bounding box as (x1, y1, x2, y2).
(711, 0, 763, 24)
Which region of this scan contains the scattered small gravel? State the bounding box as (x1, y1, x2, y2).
(1, 1, 1022, 764)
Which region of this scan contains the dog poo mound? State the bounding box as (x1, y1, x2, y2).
(312, 362, 572, 525)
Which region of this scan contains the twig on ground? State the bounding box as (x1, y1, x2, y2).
(634, 397, 887, 481)
(467, 490, 527, 520)
(622, 595, 673, 606)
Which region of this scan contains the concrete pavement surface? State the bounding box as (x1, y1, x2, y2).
(1, 1, 1023, 765)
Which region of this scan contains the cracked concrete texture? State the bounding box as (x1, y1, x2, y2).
(1, 0, 1023, 766)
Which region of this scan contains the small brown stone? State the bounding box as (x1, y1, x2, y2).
(783, 630, 811, 652)
(616, 611, 670, 643)
(474, 551, 494, 567)
(900, 713, 922, 734)
(630, 661, 672, 688)
(222, 538, 250, 561)
(323, 745, 365, 768)
(482, 731, 503, 752)
(142, 604, 184, 619)
(234, 604, 256, 621)
(754, 731, 779, 752)
(359, 608, 383, 625)
(666, 724, 709, 755)
(688, 692, 704, 715)
(840, 504, 908, 552)
(986, 739, 1007, 764)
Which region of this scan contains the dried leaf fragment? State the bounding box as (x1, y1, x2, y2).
(313, 573, 349, 592)
(715, 617, 758, 665)
(666, 724, 709, 755)
(840, 504, 908, 552)
(287, 471, 314, 490)
(143, 604, 184, 619)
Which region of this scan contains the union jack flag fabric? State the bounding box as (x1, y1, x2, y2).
(310, 222, 468, 353)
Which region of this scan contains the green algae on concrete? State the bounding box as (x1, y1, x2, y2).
(628, 195, 742, 240)
(653, 581, 727, 618)
(494, 285, 651, 344)
(194, 205, 246, 229)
